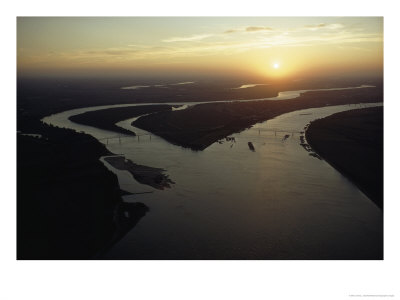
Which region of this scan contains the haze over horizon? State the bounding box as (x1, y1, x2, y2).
(17, 17, 383, 80)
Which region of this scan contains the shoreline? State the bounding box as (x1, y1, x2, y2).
(17, 119, 149, 259)
(69, 105, 173, 136)
(305, 107, 383, 209)
(132, 87, 383, 150)
(103, 155, 175, 190)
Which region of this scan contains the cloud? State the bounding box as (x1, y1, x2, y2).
(304, 23, 344, 31)
(336, 45, 372, 52)
(224, 29, 237, 34)
(24, 23, 381, 68)
(245, 26, 273, 32)
(79, 48, 142, 57)
(46, 30, 382, 65)
(223, 27, 274, 34)
(305, 23, 327, 29)
(162, 34, 212, 43)
(326, 23, 344, 30)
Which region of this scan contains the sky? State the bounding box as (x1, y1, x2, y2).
(17, 17, 383, 79)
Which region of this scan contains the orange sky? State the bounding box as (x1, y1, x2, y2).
(17, 17, 383, 79)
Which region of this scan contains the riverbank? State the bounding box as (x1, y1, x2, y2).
(132, 86, 383, 150)
(305, 107, 383, 208)
(17, 119, 149, 259)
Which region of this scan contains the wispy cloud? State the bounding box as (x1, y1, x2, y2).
(245, 26, 273, 32)
(223, 23, 345, 35)
(223, 26, 274, 34)
(304, 23, 344, 31)
(21, 21, 381, 68)
(305, 23, 327, 29)
(162, 34, 213, 43)
(336, 45, 373, 52)
(224, 29, 238, 34)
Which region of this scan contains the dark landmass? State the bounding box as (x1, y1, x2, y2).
(69, 105, 173, 136)
(17, 76, 382, 119)
(132, 86, 383, 150)
(16, 75, 383, 259)
(95, 202, 149, 258)
(305, 107, 383, 209)
(17, 120, 149, 259)
(104, 156, 175, 190)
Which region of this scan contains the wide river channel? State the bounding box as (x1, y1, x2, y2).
(42, 86, 383, 259)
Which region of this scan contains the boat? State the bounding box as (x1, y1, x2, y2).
(248, 142, 255, 151)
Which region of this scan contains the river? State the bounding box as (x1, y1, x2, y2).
(42, 87, 383, 259)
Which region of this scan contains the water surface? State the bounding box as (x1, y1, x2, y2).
(104, 103, 383, 259)
(42, 88, 383, 259)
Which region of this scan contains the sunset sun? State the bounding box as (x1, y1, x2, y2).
(273, 63, 280, 69)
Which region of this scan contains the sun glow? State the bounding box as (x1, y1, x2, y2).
(17, 17, 383, 79)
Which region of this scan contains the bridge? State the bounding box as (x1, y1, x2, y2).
(97, 127, 305, 145)
(98, 133, 153, 144)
